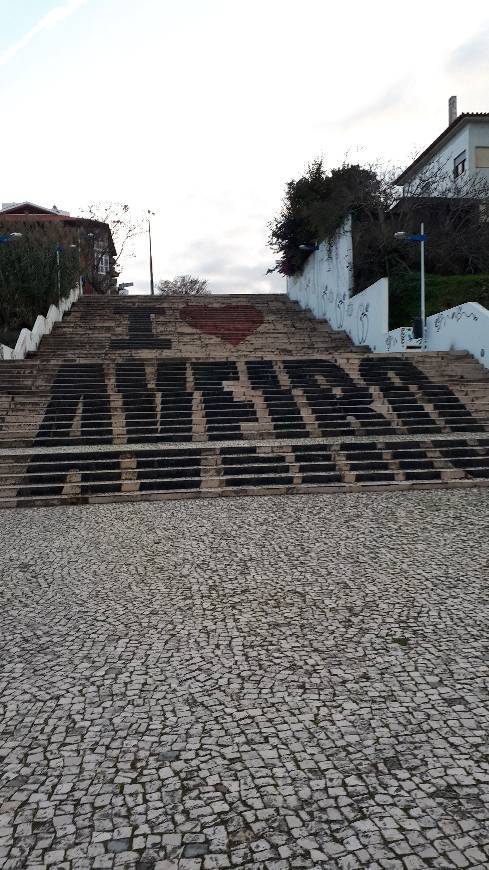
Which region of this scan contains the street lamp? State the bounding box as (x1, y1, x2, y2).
(85, 232, 95, 293)
(299, 243, 320, 252)
(55, 245, 62, 303)
(394, 222, 427, 348)
(147, 210, 155, 295)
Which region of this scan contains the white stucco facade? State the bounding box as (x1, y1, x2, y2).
(402, 127, 469, 195)
(400, 119, 489, 196)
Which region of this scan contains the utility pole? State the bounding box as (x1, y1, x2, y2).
(394, 223, 427, 348)
(420, 222, 426, 349)
(148, 210, 155, 295)
(56, 245, 61, 303)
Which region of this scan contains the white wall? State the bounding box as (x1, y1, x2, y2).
(288, 256, 418, 353)
(286, 240, 489, 368)
(286, 218, 392, 350)
(287, 215, 353, 323)
(337, 278, 389, 350)
(426, 302, 489, 367)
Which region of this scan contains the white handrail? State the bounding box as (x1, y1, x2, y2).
(0, 283, 82, 361)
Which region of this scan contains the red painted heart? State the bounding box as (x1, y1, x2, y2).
(181, 304, 264, 346)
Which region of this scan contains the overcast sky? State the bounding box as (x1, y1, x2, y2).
(1, 0, 488, 293)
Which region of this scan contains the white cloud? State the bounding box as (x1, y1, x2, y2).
(338, 80, 411, 130)
(0, 0, 87, 67)
(447, 23, 489, 72)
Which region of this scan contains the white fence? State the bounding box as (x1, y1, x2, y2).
(0, 283, 82, 361)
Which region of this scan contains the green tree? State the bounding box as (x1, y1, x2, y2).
(268, 159, 379, 276)
(0, 222, 79, 340)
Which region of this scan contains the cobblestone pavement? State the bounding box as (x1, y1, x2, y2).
(1, 490, 489, 870)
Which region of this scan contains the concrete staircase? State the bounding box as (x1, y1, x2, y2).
(1, 292, 489, 508)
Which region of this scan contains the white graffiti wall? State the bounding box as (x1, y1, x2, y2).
(286, 219, 489, 368)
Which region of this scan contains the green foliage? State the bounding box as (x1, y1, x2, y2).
(389, 272, 489, 329)
(268, 159, 380, 276)
(0, 222, 79, 342)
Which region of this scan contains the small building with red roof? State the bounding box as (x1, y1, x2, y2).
(0, 201, 118, 294)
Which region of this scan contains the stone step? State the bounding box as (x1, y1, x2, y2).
(2, 436, 489, 509)
(3, 292, 489, 508)
(3, 395, 485, 415)
(3, 372, 488, 391)
(1, 352, 485, 367)
(0, 417, 486, 450)
(3, 438, 489, 472)
(6, 398, 488, 419)
(2, 353, 487, 368)
(4, 375, 488, 387)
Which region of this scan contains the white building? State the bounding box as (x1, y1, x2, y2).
(396, 98, 489, 196)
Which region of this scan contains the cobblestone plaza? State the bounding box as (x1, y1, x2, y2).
(1, 489, 489, 869)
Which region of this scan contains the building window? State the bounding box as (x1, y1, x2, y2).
(454, 151, 466, 177)
(475, 146, 489, 169)
(98, 254, 110, 275)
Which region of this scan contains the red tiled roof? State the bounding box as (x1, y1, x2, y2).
(0, 201, 64, 216)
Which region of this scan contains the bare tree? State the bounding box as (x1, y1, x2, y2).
(157, 275, 209, 296)
(350, 157, 489, 291)
(81, 202, 145, 279)
(402, 153, 489, 200)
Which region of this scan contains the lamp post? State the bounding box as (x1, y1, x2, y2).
(56, 245, 61, 302)
(55, 242, 78, 303)
(394, 222, 427, 349)
(147, 210, 155, 296)
(86, 232, 95, 294)
(299, 243, 320, 252)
